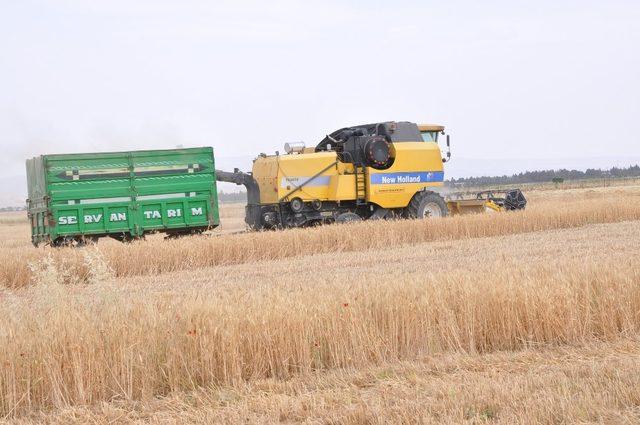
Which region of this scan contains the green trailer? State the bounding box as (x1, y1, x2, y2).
(26, 147, 220, 246)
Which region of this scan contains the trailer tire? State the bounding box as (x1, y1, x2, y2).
(51, 237, 73, 247)
(76, 236, 99, 246)
(109, 233, 135, 243)
(405, 192, 448, 219)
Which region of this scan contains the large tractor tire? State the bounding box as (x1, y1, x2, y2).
(405, 191, 448, 219)
(336, 212, 363, 224)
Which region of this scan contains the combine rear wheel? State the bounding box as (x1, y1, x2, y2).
(405, 192, 448, 219)
(336, 212, 362, 224)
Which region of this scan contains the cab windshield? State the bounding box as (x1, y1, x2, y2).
(420, 131, 439, 143)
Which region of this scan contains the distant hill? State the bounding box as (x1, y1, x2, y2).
(218, 191, 247, 203)
(0, 175, 27, 208)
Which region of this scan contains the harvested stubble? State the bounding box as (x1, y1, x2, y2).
(1, 230, 640, 417)
(1, 194, 640, 289)
(0, 212, 27, 225)
(12, 339, 640, 424)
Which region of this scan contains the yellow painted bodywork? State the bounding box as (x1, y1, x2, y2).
(367, 142, 444, 208)
(446, 199, 508, 215)
(251, 139, 445, 209)
(252, 152, 356, 204)
(446, 199, 486, 215)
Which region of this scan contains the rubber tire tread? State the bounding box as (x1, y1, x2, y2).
(405, 191, 448, 219)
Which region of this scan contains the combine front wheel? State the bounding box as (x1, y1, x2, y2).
(406, 192, 448, 219)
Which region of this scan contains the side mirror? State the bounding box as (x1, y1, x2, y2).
(442, 134, 451, 163)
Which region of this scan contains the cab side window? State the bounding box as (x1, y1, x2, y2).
(421, 131, 438, 142)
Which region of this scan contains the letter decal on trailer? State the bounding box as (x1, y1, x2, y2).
(58, 216, 78, 225)
(109, 213, 127, 222)
(83, 214, 103, 224)
(167, 209, 182, 218)
(191, 207, 203, 216)
(143, 211, 161, 219)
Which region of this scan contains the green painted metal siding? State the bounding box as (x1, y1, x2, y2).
(26, 147, 219, 245)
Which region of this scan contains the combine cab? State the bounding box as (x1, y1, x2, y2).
(218, 121, 526, 229)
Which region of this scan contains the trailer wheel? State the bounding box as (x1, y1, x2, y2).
(76, 236, 99, 246)
(165, 229, 205, 239)
(109, 233, 135, 243)
(406, 192, 448, 219)
(51, 237, 73, 247)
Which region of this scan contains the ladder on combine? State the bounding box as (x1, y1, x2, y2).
(354, 165, 367, 205)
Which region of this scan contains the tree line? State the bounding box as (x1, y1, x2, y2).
(447, 164, 640, 186)
(218, 191, 248, 203)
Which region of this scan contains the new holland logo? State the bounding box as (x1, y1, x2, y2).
(370, 171, 444, 185)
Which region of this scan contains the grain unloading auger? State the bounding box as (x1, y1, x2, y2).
(217, 121, 527, 230)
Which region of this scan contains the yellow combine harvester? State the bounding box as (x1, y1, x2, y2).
(217, 121, 526, 229)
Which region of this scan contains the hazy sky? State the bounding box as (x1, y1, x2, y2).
(1, 0, 639, 179)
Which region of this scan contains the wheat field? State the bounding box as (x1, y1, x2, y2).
(2, 187, 640, 289)
(1, 184, 640, 423)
